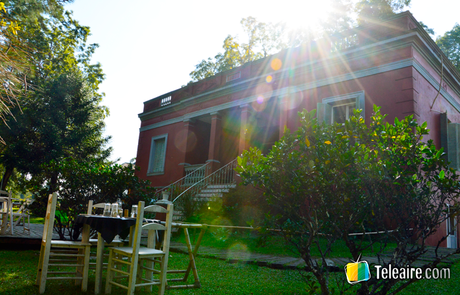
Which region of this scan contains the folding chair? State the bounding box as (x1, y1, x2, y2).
(0, 190, 13, 234)
(36, 193, 91, 294)
(105, 201, 173, 295)
(12, 198, 33, 234)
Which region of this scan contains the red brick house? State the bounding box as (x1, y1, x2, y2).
(135, 12, 460, 248)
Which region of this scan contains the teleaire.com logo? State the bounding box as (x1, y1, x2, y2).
(344, 255, 451, 284)
(344, 255, 371, 284)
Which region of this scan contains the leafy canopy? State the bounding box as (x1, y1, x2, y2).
(437, 23, 460, 73)
(189, 0, 412, 83)
(0, 4, 110, 191)
(236, 105, 460, 294)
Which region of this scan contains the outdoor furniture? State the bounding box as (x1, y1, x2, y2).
(36, 193, 91, 294)
(86, 200, 127, 294)
(12, 198, 33, 234)
(87, 200, 126, 245)
(73, 212, 136, 294)
(105, 202, 174, 295)
(0, 190, 13, 235)
(146, 220, 206, 289)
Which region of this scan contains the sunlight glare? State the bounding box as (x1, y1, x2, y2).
(269, 0, 332, 30)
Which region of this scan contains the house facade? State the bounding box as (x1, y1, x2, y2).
(135, 12, 460, 248)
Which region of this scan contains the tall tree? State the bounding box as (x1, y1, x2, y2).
(189, 17, 309, 82)
(189, 0, 413, 83)
(0, 0, 72, 124)
(355, 0, 411, 26)
(320, 0, 354, 35)
(0, 7, 110, 190)
(436, 23, 460, 73)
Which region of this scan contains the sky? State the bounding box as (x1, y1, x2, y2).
(66, 0, 460, 164)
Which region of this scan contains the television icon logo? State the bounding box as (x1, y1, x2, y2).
(344, 255, 371, 284)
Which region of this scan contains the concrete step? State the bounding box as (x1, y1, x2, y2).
(206, 184, 236, 189)
(200, 188, 230, 193)
(195, 193, 223, 198)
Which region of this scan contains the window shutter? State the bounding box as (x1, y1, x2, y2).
(440, 113, 448, 163)
(317, 103, 332, 124)
(153, 138, 166, 173)
(447, 123, 460, 170)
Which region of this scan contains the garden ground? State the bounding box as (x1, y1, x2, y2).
(2, 223, 460, 294)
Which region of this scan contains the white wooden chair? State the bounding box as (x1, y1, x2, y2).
(12, 198, 33, 234)
(105, 201, 173, 295)
(0, 190, 13, 235)
(36, 193, 91, 294)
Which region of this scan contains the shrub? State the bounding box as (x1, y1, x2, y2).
(236, 106, 460, 295)
(28, 158, 155, 240)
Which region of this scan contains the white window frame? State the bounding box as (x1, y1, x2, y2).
(317, 91, 365, 124)
(160, 96, 171, 107)
(446, 204, 458, 249)
(331, 102, 356, 124)
(147, 134, 168, 176)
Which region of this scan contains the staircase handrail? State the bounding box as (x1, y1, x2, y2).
(154, 162, 210, 200)
(172, 158, 238, 203)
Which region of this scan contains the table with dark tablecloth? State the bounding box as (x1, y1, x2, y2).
(73, 214, 136, 243)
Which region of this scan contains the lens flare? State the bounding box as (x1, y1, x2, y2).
(252, 95, 267, 112)
(174, 129, 197, 153)
(271, 58, 282, 71)
(257, 96, 264, 104)
(266, 75, 273, 83)
(280, 89, 304, 111)
(227, 243, 250, 262)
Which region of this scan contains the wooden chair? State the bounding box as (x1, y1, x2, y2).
(0, 190, 13, 235)
(105, 201, 173, 295)
(12, 198, 33, 234)
(36, 193, 91, 294)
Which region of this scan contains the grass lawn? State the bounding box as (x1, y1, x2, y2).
(3, 217, 454, 294)
(1, 248, 458, 294)
(171, 227, 397, 259)
(0, 249, 309, 295)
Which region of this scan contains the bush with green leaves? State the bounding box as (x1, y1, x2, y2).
(236, 105, 460, 295)
(221, 185, 267, 227)
(28, 158, 155, 240)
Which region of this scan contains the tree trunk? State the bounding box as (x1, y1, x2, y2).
(48, 172, 58, 194)
(1, 166, 14, 190)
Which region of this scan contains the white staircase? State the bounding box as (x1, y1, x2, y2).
(164, 159, 238, 221)
(195, 184, 237, 199)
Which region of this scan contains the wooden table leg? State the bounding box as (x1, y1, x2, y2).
(166, 224, 205, 290)
(182, 227, 206, 287)
(95, 233, 105, 295)
(78, 224, 91, 288)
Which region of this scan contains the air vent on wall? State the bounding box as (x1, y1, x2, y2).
(226, 71, 241, 82)
(160, 96, 171, 106)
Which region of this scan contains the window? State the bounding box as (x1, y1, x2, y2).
(317, 91, 365, 124)
(440, 113, 460, 170)
(147, 134, 168, 175)
(446, 204, 458, 249)
(226, 71, 241, 82)
(160, 96, 171, 107)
